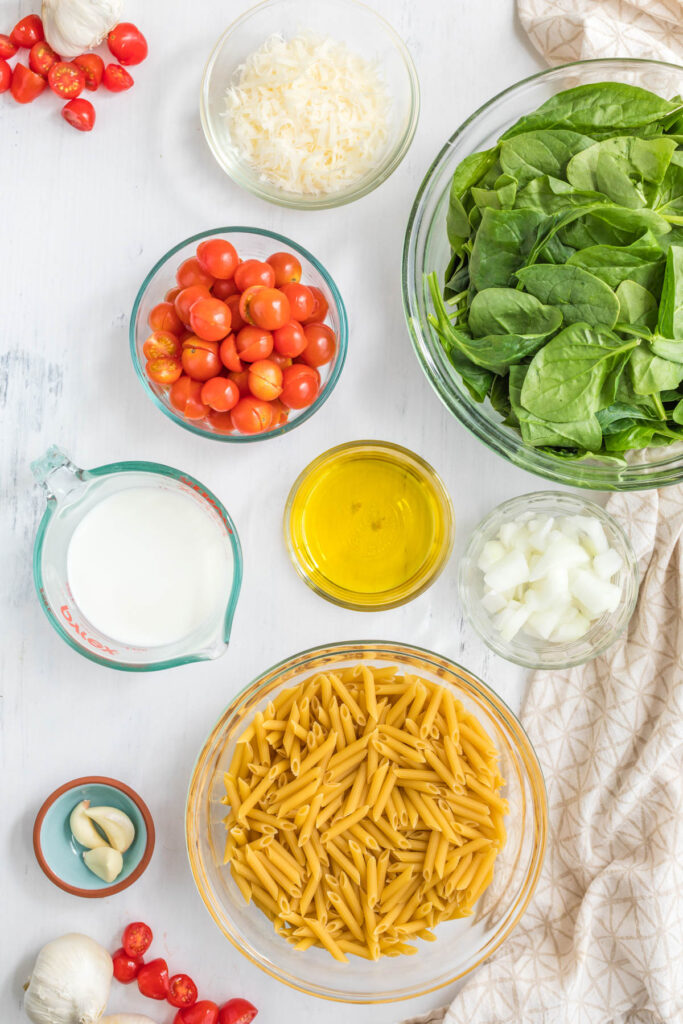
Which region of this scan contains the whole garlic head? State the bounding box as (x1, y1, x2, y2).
(42, 0, 123, 58)
(24, 934, 112, 1024)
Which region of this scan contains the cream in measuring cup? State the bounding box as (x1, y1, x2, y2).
(32, 447, 243, 671)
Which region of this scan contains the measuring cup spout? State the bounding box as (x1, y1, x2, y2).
(31, 446, 86, 502)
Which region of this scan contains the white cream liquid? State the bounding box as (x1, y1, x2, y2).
(66, 486, 232, 647)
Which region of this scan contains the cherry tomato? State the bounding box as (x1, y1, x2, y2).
(280, 283, 315, 322)
(234, 260, 275, 292)
(273, 320, 306, 358)
(207, 409, 235, 433)
(269, 351, 292, 370)
(236, 325, 273, 363)
(212, 278, 239, 301)
(219, 333, 243, 373)
(266, 251, 301, 287)
(182, 334, 216, 353)
(103, 63, 133, 92)
(107, 22, 148, 65)
(175, 285, 211, 326)
(148, 301, 183, 336)
(167, 973, 198, 1009)
(280, 363, 320, 409)
(305, 286, 330, 324)
(170, 376, 209, 419)
(173, 1001, 220, 1024)
(248, 359, 282, 401)
(225, 295, 246, 333)
(122, 921, 154, 958)
(231, 396, 274, 435)
(177, 257, 214, 291)
(182, 342, 221, 381)
(189, 297, 231, 342)
(237, 286, 262, 326)
(143, 330, 181, 360)
(243, 287, 290, 331)
(62, 97, 95, 131)
(11, 15, 43, 48)
(73, 53, 104, 91)
(0, 59, 10, 93)
(269, 398, 290, 427)
(11, 64, 46, 102)
(300, 322, 337, 367)
(137, 958, 169, 1000)
(218, 999, 258, 1024)
(228, 369, 251, 397)
(29, 41, 58, 77)
(146, 356, 182, 385)
(112, 948, 143, 984)
(201, 376, 239, 412)
(198, 238, 239, 281)
(48, 61, 85, 98)
(0, 35, 18, 59)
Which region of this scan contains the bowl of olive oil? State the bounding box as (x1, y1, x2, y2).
(284, 440, 454, 610)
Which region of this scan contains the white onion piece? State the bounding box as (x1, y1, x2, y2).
(475, 511, 624, 645)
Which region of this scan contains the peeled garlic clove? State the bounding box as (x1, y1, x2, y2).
(84, 805, 135, 853)
(70, 800, 106, 850)
(83, 846, 123, 883)
(101, 1016, 159, 1023)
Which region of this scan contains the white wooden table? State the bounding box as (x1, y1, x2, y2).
(1, 1, 549, 1020)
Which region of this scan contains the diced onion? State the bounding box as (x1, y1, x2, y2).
(475, 512, 623, 644)
(223, 32, 392, 196)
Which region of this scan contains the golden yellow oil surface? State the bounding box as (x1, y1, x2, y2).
(289, 449, 448, 603)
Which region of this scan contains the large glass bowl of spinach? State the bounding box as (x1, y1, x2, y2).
(403, 59, 683, 490)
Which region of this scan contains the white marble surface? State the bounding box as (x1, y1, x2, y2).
(1, 1, 550, 1020)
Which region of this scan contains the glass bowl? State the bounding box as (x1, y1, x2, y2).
(186, 640, 547, 1003)
(284, 441, 455, 610)
(402, 58, 683, 490)
(459, 492, 639, 670)
(200, 0, 420, 210)
(130, 227, 347, 443)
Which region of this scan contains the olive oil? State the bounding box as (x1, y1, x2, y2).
(286, 442, 453, 609)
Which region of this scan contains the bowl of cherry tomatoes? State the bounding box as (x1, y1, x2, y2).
(130, 228, 348, 441)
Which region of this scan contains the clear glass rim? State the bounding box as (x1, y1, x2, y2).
(402, 57, 683, 491)
(185, 638, 548, 1002)
(129, 226, 349, 443)
(458, 490, 640, 669)
(199, 0, 420, 210)
(283, 440, 455, 610)
(33, 458, 244, 671)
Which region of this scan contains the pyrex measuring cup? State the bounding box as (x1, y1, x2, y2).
(32, 446, 243, 671)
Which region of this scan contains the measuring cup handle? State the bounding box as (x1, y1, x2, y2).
(31, 446, 85, 501)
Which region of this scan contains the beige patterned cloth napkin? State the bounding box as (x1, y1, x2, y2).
(403, 487, 683, 1024)
(517, 0, 683, 65)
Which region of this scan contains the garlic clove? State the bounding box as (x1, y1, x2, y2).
(84, 805, 135, 852)
(83, 846, 124, 884)
(70, 800, 107, 850)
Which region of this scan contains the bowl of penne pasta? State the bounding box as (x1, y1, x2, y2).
(185, 640, 547, 1002)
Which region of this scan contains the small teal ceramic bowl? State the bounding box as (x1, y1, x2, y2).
(33, 777, 155, 898)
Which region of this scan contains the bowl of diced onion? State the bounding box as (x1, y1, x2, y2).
(200, 0, 419, 210)
(458, 492, 639, 670)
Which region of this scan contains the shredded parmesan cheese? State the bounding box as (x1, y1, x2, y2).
(224, 32, 392, 196)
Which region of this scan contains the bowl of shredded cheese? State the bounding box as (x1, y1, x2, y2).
(200, 0, 419, 209)
(186, 640, 547, 1001)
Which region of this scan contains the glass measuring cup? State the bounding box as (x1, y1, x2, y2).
(32, 446, 243, 671)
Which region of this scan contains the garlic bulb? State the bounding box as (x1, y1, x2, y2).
(84, 804, 135, 852)
(42, 0, 123, 58)
(24, 934, 112, 1024)
(101, 1017, 159, 1023)
(83, 846, 124, 883)
(70, 800, 106, 849)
